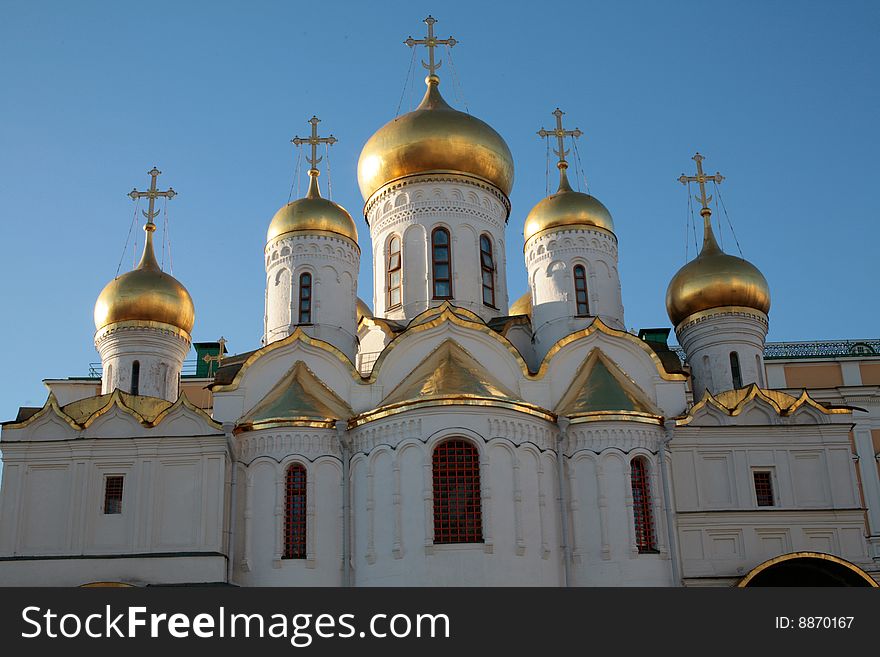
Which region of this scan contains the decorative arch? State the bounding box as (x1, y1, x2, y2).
(480, 233, 496, 308)
(738, 552, 878, 587)
(630, 456, 658, 553)
(283, 461, 308, 559)
(432, 437, 483, 544)
(431, 226, 453, 299)
(386, 233, 402, 310)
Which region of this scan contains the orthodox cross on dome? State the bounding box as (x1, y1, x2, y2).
(405, 15, 457, 80)
(128, 167, 176, 228)
(538, 108, 583, 171)
(678, 152, 724, 217)
(202, 336, 227, 375)
(538, 108, 583, 191)
(292, 115, 337, 175)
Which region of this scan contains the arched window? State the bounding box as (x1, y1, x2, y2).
(573, 264, 589, 316)
(730, 351, 742, 389)
(298, 272, 312, 324)
(480, 234, 496, 307)
(431, 227, 452, 299)
(631, 457, 657, 553)
(130, 361, 140, 396)
(387, 235, 402, 310)
(432, 439, 482, 544)
(283, 463, 307, 559)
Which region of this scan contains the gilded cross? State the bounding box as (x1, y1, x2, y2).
(537, 108, 583, 169)
(404, 15, 458, 78)
(203, 336, 227, 375)
(128, 167, 176, 225)
(678, 153, 724, 215)
(292, 116, 337, 173)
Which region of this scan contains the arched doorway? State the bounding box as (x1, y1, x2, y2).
(79, 582, 135, 588)
(738, 552, 878, 587)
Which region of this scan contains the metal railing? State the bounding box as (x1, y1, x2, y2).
(88, 359, 201, 379)
(671, 339, 880, 363)
(357, 351, 381, 376)
(85, 337, 879, 380)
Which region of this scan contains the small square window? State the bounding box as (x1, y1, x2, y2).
(753, 471, 774, 507)
(104, 476, 124, 514)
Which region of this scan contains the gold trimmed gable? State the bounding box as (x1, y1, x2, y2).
(236, 361, 353, 433)
(556, 349, 662, 424)
(677, 383, 851, 426)
(4, 389, 220, 432)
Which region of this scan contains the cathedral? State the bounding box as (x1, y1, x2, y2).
(1, 16, 878, 588)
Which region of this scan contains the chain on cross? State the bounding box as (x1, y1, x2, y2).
(128, 167, 176, 226)
(292, 116, 337, 174)
(405, 15, 458, 79)
(678, 152, 724, 216)
(538, 108, 583, 170)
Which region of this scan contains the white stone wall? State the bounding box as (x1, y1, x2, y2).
(676, 308, 768, 396)
(264, 232, 360, 361)
(566, 422, 674, 586)
(525, 226, 624, 362)
(365, 175, 510, 323)
(95, 325, 190, 401)
(0, 433, 228, 586)
(671, 420, 872, 580)
(232, 428, 342, 586)
(348, 408, 562, 586)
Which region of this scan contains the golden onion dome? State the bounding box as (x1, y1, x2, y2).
(666, 218, 771, 326)
(357, 75, 515, 203)
(509, 291, 532, 317)
(267, 174, 358, 244)
(94, 225, 195, 335)
(523, 169, 614, 243)
(356, 297, 372, 323)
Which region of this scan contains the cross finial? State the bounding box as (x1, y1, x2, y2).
(202, 336, 227, 376)
(537, 108, 584, 191)
(678, 152, 724, 218)
(405, 15, 458, 82)
(128, 167, 176, 229)
(292, 115, 337, 175)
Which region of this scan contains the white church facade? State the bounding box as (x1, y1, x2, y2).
(1, 16, 878, 588)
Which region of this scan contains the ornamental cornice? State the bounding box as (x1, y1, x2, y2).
(236, 429, 340, 464)
(94, 321, 192, 347)
(565, 423, 664, 456)
(364, 173, 511, 222)
(675, 306, 769, 333)
(526, 237, 619, 263)
(525, 224, 618, 247)
(371, 203, 506, 236)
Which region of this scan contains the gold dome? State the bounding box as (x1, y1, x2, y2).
(357, 76, 514, 203)
(267, 174, 358, 244)
(509, 291, 532, 317)
(94, 225, 195, 335)
(666, 218, 770, 326)
(356, 297, 372, 322)
(523, 170, 614, 243)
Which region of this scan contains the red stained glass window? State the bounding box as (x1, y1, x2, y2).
(284, 463, 307, 559)
(432, 439, 483, 544)
(103, 476, 124, 515)
(754, 471, 774, 507)
(631, 457, 657, 553)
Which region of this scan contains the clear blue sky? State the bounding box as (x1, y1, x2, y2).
(1, 0, 878, 420)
